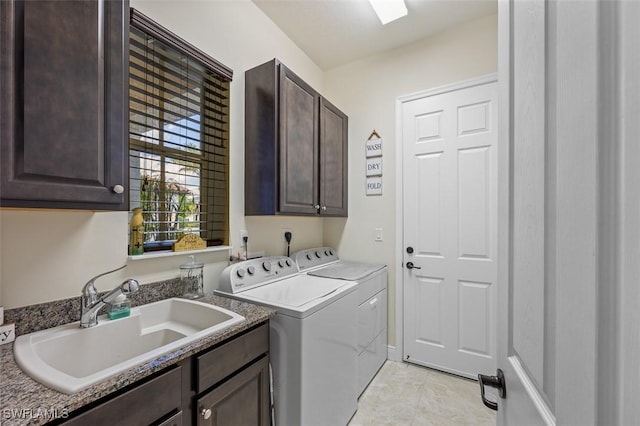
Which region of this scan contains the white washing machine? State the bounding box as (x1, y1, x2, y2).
(216, 256, 358, 426)
(292, 247, 388, 396)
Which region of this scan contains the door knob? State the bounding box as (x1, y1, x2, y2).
(478, 369, 506, 411)
(406, 246, 414, 254)
(405, 262, 421, 270)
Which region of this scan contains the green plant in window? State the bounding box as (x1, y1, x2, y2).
(140, 175, 197, 244)
(166, 181, 197, 240)
(140, 175, 161, 242)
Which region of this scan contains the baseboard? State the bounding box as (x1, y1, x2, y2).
(386, 344, 402, 362)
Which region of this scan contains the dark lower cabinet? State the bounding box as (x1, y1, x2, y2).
(196, 357, 270, 426)
(195, 322, 270, 425)
(0, 0, 128, 210)
(60, 367, 183, 426)
(56, 322, 270, 426)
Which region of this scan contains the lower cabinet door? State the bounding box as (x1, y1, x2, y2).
(196, 356, 270, 426)
(61, 367, 182, 426)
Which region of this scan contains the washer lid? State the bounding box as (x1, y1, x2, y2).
(308, 262, 386, 281)
(243, 274, 351, 307)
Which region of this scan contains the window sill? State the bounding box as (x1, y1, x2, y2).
(127, 245, 231, 261)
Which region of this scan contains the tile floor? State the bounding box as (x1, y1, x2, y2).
(349, 360, 496, 426)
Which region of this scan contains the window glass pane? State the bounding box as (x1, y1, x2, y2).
(164, 115, 202, 153)
(164, 156, 201, 240)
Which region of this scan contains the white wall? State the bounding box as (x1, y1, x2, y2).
(323, 14, 498, 346)
(0, 0, 324, 309)
(0, 7, 498, 320)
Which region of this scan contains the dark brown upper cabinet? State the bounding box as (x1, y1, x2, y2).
(319, 97, 348, 216)
(0, 0, 128, 210)
(245, 59, 348, 217)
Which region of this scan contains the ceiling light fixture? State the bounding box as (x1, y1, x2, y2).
(368, 0, 408, 25)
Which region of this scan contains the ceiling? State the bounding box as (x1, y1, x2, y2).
(252, 0, 498, 70)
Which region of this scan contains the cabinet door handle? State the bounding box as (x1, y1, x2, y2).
(112, 184, 124, 194)
(369, 297, 378, 306)
(314, 204, 320, 209)
(200, 407, 212, 420)
(322, 205, 327, 210)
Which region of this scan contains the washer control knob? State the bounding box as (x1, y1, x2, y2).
(278, 260, 285, 268)
(262, 262, 272, 271)
(286, 259, 292, 267)
(315, 251, 321, 258)
(325, 250, 330, 256)
(329, 250, 334, 256)
(306, 254, 312, 261)
(247, 266, 255, 275)
(236, 269, 245, 278)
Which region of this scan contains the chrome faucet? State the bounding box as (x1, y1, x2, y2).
(80, 265, 140, 328)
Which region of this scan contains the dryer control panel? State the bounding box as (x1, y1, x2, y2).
(293, 247, 339, 271)
(219, 256, 298, 294)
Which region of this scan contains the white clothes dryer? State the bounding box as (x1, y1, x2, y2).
(216, 256, 358, 426)
(292, 247, 388, 396)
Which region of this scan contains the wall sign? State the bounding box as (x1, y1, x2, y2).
(172, 233, 207, 252)
(366, 176, 383, 195)
(366, 130, 383, 196)
(366, 157, 383, 177)
(366, 136, 383, 157)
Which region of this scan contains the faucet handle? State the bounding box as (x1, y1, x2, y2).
(85, 265, 127, 286)
(82, 265, 127, 300)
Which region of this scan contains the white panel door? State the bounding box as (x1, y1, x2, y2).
(492, 0, 605, 423)
(402, 79, 498, 378)
(495, 1, 551, 422)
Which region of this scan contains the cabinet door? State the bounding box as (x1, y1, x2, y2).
(319, 97, 348, 216)
(61, 367, 182, 426)
(278, 66, 319, 215)
(197, 356, 270, 426)
(0, 0, 128, 210)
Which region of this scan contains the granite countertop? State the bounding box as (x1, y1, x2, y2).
(0, 295, 274, 426)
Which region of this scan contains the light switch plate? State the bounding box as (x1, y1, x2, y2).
(0, 323, 15, 345)
(374, 228, 383, 241)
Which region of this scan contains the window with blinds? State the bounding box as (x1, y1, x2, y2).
(129, 9, 232, 251)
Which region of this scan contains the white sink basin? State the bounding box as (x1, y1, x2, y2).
(14, 298, 244, 394)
